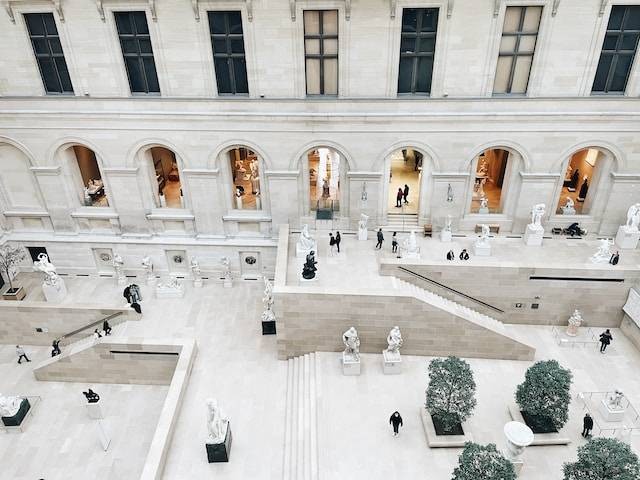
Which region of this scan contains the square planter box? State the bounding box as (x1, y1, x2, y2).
(507, 403, 571, 446)
(420, 407, 473, 448)
(2, 286, 25, 301)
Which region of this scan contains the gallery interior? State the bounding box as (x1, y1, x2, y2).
(1, 1, 640, 479)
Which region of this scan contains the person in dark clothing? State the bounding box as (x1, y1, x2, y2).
(103, 319, 112, 336)
(610, 251, 620, 265)
(392, 232, 398, 253)
(329, 233, 337, 256)
(446, 250, 455, 261)
(459, 249, 469, 260)
(403, 184, 409, 204)
(376, 229, 384, 249)
(396, 188, 403, 208)
(582, 413, 593, 437)
(123, 285, 132, 304)
(389, 411, 403, 436)
(335, 231, 341, 253)
(599, 329, 613, 353)
(94, 329, 102, 340)
(131, 302, 142, 314)
(83, 389, 100, 404)
(51, 339, 61, 357)
(16, 345, 30, 364)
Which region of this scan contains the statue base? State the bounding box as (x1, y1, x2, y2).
(156, 285, 185, 299)
(300, 274, 317, 282)
(261, 320, 277, 335)
(206, 424, 232, 463)
(473, 242, 491, 256)
(296, 242, 317, 258)
(42, 280, 67, 303)
(358, 229, 367, 241)
(565, 324, 580, 337)
(615, 226, 640, 249)
(382, 350, 402, 375)
(440, 230, 452, 243)
(524, 224, 544, 246)
(223, 278, 233, 288)
(117, 275, 126, 286)
(1, 398, 31, 427)
(478, 207, 490, 215)
(86, 402, 104, 419)
(561, 206, 576, 215)
(599, 400, 625, 422)
(402, 251, 420, 260)
(342, 353, 361, 376)
(193, 279, 203, 288)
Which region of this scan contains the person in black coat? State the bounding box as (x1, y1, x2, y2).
(51, 339, 61, 357)
(389, 411, 403, 436)
(582, 413, 593, 437)
(103, 319, 112, 336)
(396, 188, 403, 208)
(609, 251, 619, 265)
(391, 232, 398, 253)
(376, 229, 384, 249)
(459, 249, 469, 260)
(446, 250, 455, 261)
(599, 329, 613, 353)
(403, 184, 409, 204)
(335, 231, 341, 253)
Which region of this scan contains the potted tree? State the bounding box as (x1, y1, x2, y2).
(0, 245, 27, 300)
(563, 438, 640, 480)
(425, 356, 477, 435)
(452, 442, 516, 480)
(515, 359, 572, 433)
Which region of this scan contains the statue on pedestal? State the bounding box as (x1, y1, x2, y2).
(141, 255, 154, 284)
(0, 393, 22, 417)
(385, 326, 403, 358)
(625, 203, 640, 231)
(444, 215, 452, 232)
(591, 238, 614, 263)
(607, 390, 625, 410)
(402, 230, 420, 258)
(261, 278, 276, 322)
(221, 257, 232, 287)
(190, 257, 202, 287)
(343, 327, 360, 362)
(301, 251, 317, 280)
(566, 309, 583, 337)
(298, 224, 316, 251)
(477, 224, 490, 246)
(530, 204, 546, 228)
(358, 213, 369, 241)
(561, 197, 575, 215)
(113, 253, 125, 284)
(206, 398, 229, 444)
(33, 253, 59, 287)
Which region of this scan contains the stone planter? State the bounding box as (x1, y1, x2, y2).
(2, 286, 25, 301)
(420, 407, 473, 448)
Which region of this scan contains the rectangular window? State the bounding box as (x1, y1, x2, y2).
(493, 6, 542, 95)
(303, 10, 338, 95)
(208, 11, 249, 95)
(114, 11, 160, 94)
(397, 8, 439, 95)
(24, 13, 73, 94)
(592, 5, 640, 94)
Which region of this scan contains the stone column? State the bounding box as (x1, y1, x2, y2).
(182, 169, 225, 237)
(102, 167, 152, 236)
(265, 170, 299, 232)
(30, 166, 76, 233)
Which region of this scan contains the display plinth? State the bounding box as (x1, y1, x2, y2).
(42, 280, 67, 303)
(382, 350, 402, 375)
(206, 424, 232, 463)
(478, 207, 489, 215)
(440, 230, 452, 242)
(599, 400, 625, 422)
(1, 398, 31, 427)
(615, 226, 640, 249)
(562, 206, 576, 215)
(358, 229, 367, 241)
(2, 286, 26, 301)
(193, 279, 203, 288)
(86, 402, 103, 419)
(473, 242, 491, 256)
(524, 224, 544, 246)
(300, 274, 318, 282)
(296, 243, 317, 258)
(223, 278, 232, 288)
(342, 353, 361, 376)
(402, 252, 420, 260)
(116, 275, 126, 286)
(261, 321, 276, 335)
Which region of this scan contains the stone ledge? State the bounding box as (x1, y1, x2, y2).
(507, 403, 571, 446)
(420, 407, 472, 448)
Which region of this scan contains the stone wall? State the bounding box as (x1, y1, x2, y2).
(621, 315, 640, 352)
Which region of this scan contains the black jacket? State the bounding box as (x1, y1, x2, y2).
(377, 231, 384, 241)
(600, 332, 612, 345)
(583, 415, 593, 429)
(446, 251, 455, 261)
(389, 413, 403, 427)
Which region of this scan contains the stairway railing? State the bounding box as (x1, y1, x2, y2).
(59, 311, 124, 346)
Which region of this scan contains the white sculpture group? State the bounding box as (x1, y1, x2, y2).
(591, 238, 614, 263)
(296, 224, 317, 257)
(616, 203, 640, 249)
(0, 393, 23, 417)
(205, 398, 229, 444)
(474, 224, 492, 256)
(566, 309, 583, 337)
(33, 253, 67, 302)
(341, 326, 404, 375)
(402, 230, 420, 259)
(261, 278, 276, 323)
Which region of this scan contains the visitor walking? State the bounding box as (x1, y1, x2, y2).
(391, 232, 398, 253)
(389, 411, 403, 436)
(582, 413, 593, 437)
(599, 329, 613, 353)
(610, 251, 620, 265)
(103, 319, 112, 336)
(396, 188, 403, 208)
(459, 249, 469, 260)
(16, 345, 30, 364)
(376, 229, 384, 250)
(93, 329, 102, 341)
(446, 250, 455, 261)
(403, 184, 409, 204)
(329, 233, 337, 256)
(51, 339, 61, 357)
(335, 231, 341, 253)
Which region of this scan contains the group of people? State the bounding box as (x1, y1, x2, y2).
(328, 232, 342, 255)
(395, 184, 410, 208)
(446, 249, 470, 261)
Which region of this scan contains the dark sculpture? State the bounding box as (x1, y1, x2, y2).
(564, 222, 586, 237)
(302, 251, 317, 280)
(82, 389, 100, 403)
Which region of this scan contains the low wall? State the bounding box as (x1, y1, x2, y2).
(0, 301, 139, 345)
(275, 287, 534, 361)
(381, 261, 639, 327)
(621, 315, 640, 352)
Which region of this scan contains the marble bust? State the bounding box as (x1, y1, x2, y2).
(33, 253, 59, 287)
(343, 327, 360, 361)
(0, 393, 22, 417)
(206, 398, 229, 444)
(385, 326, 403, 357)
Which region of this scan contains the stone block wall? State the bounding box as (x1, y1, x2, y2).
(621, 315, 640, 352)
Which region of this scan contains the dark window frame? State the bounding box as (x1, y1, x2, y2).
(592, 5, 640, 94)
(397, 8, 439, 96)
(494, 6, 541, 95)
(114, 11, 160, 95)
(208, 11, 249, 95)
(303, 10, 339, 96)
(23, 12, 74, 95)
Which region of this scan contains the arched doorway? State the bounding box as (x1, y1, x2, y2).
(58, 144, 109, 207)
(302, 146, 348, 218)
(226, 146, 265, 210)
(554, 148, 610, 215)
(387, 148, 422, 214)
(468, 147, 517, 215)
(138, 146, 184, 209)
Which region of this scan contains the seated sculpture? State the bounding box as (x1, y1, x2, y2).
(298, 224, 315, 250)
(591, 238, 614, 263)
(385, 326, 403, 358)
(82, 389, 100, 404)
(0, 393, 23, 418)
(343, 327, 360, 362)
(301, 251, 317, 280)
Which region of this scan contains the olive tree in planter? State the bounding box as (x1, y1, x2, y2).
(515, 359, 572, 433)
(563, 438, 640, 480)
(452, 442, 516, 480)
(0, 245, 27, 300)
(425, 356, 477, 435)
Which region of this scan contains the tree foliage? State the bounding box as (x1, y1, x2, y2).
(515, 359, 573, 430)
(425, 356, 477, 432)
(451, 442, 516, 480)
(563, 438, 640, 480)
(0, 245, 26, 290)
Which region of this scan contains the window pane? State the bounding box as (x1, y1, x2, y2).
(55, 57, 72, 92)
(49, 38, 63, 54)
(305, 39, 320, 55)
(511, 55, 532, 93)
(503, 7, 521, 33)
(125, 57, 145, 92)
(625, 6, 640, 29)
(608, 6, 625, 30)
(603, 34, 618, 50)
(304, 11, 319, 35)
(323, 57, 338, 94)
(493, 56, 513, 93)
(417, 37, 435, 53)
(400, 37, 416, 53)
(402, 9, 418, 33)
(610, 55, 633, 91)
(138, 38, 153, 54)
(33, 38, 49, 54)
(43, 13, 58, 34)
(415, 56, 433, 93)
(133, 12, 149, 34)
(228, 11, 243, 34)
(522, 6, 542, 32)
(499, 36, 517, 52)
(324, 38, 338, 55)
(420, 9, 438, 32)
(122, 38, 138, 54)
(114, 13, 133, 34)
(233, 57, 248, 93)
(305, 58, 320, 94)
(143, 57, 160, 92)
(397, 57, 414, 93)
(212, 38, 227, 53)
(209, 12, 226, 34)
(39, 57, 61, 92)
(518, 35, 537, 53)
(215, 57, 232, 93)
(322, 10, 338, 35)
(592, 54, 613, 91)
(230, 38, 245, 54)
(25, 14, 45, 35)
(621, 34, 639, 51)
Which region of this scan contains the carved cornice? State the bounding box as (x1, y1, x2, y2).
(493, 0, 500, 17)
(3, 0, 64, 23)
(96, 0, 156, 22)
(552, 0, 560, 16)
(292, 0, 349, 21)
(599, 0, 608, 16)
(192, 0, 253, 22)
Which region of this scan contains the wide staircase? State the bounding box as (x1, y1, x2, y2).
(283, 353, 319, 480)
(383, 213, 419, 232)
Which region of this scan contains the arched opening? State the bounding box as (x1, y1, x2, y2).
(228, 147, 264, 210)
(469, 147, 513, 214)
(387, 148, 422, 214)
(148, 147, 183, 208)
(60, 145, 109, 207)
(0, 143, 42, 209)
(555, 148, 610, 215)
(307, 147, 343, 216)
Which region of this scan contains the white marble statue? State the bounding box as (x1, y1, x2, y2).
(220, 257, 231, 280)
(446, 183, 454, 203)
(206, 398, 229, 444)
(0, 393, 22, 417)
(141, 255, 154, 283)
(298, 224, 315, 250)
(385, 326, 403, 357)
(478, 224, 490, 246)
(477, 157, 488, 176)
(261, 278, 276, 323)
(156, 276, 184, 298)
(566, 309, 583, 336)
(190, 257, 202, 287)
(625, 203, 640, 231)
(591, 238, 614, 263)
(477, 178, 486, 198)
(33, 253, 59, 287)
(343, 327, 360, 361)
(112, 253, 125, 284)
(530, 203, 546, 228)
(480, 197, 488, 209)
(402, 230, 420, 258)
(608, 390, 625, 410)
(561, 197, 576, 215)
(444, 215, 452, 232)
(358, 213, 369, 241)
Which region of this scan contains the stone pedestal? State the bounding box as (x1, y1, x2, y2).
(358, 228, 367, 241)
(615, 226, 640, 249)
(382, 350, 402, 375)
(478, 207, 489, 215)
(86, 402, 103, 419)
(223, 277, 232, 288)
(342, 353, 361, 376)
(261, 321, 276, 335)
(599, 400, 625, 422)
(473, 242, 491, 256)
(524, 224, 544, 246)
(116, 274, 126, 286)
(206, 424, 232, 462)
(296, 242, 317, 258)
(300, 274, 318, 282)
(42, 280, 67, 303)
(503, 421, 534, 475)
(440, 230, 452, 242)
(193, 278, 203, 288)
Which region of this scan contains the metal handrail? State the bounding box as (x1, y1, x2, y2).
(398, 266, 504, 314)
(60, 311, 123, 341)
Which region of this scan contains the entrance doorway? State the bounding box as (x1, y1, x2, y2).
(555, 148, 605, 215)
(387, 149, 421, 215)
(308, 147, 342, 218)
(470, 148, 510, 214)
